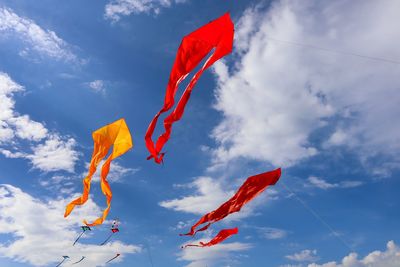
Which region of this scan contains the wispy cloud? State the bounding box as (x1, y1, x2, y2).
(104, 0, 187, 21)
(86, 80, 106, 94)
(0, 184, 141, 266)
(0, 7, 79, 62)
(256, 227, 288, 240)
(286, 249, 319, 262)
(307, 176, 363, 190)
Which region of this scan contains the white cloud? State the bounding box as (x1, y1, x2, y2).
(0, 7, 78, 62)
(308, 176, 337, 190)
(8, 115, 48, 141)
(87, 80, 106, 94)
(257, 227, 288, 240)
(308, 176, 363, 190)
(286, 249, 319, 262)
(159, 177, 233, 215)
(27, 134, 79, 173)
(211, 0, 400, 172)
(307, 240, 400, 267)
(0, 184, 141, 266)
(104, 0, 187, 21)
(178, 239, 251, 267)
(0, 72, 79, 172)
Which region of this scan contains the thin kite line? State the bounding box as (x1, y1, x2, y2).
(266, 36, 400, 65)
(281, 181, 354, 252)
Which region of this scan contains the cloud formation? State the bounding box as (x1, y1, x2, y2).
(0, 184, 141, 266)
(104, 0, 187, 21)
(211, 0, 400, 174)
(0, 7, 78, 62)
(308, 241, 400, 267)
(0, 72, 79, 172)
(286, 249, 319, 262)
(307, 176, 363, 190)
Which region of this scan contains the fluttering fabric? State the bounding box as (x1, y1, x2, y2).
(64, 119, 133, 226)
(181, 168, 282, 237)
(145, 13, 234, 163)
(182, 228, 238, 248)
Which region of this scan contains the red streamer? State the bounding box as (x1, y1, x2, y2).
(181, 168, 281, 237)
(145, 13, 234, 163)
(182, 228, 238, 248)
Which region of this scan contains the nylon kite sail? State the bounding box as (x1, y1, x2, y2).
(180, 168, 281, 247)
(101, 220, 120, 245)
(145, 13, 234, 163)
(182, 228, 238, 248)
(64, 119, 133, 226)
(72, 256, 85, 265)
(55, 256, 69, 267)
(73, 226, 91, 246)
(106, 254, 121, 264)
(181, 168, 281, 236)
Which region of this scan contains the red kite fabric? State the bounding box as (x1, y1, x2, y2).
(181, 168, 281, 236)
(182, 228, 238, 248)
(145, 13, 234, 163)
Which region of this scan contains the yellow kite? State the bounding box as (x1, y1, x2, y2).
(64, 118, 133, 226)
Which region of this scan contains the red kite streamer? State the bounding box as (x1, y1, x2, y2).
(182, 228, 238, 248)
(64, 119, 133, 226)
(181, 168, 281, 237)
(145, 13, 234, 163)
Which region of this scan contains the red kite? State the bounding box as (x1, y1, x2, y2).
(145, 13, 234, 163)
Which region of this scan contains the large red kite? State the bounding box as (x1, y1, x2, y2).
(145, 13, 234, 163)
(181, 168, 281, 248)
(182, 228, 238, 248)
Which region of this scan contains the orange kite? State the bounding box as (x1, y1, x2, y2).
(64, 118, 133, 226)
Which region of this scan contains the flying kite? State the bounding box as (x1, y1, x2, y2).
(101, 220, 120, 245)
(145, 13, 234, 163)
(181, 168, 281, 247)
(106, 254, 121, 264)
(73, 226, 91, 246)
(55, 256, 69, 267)
(64, 118, 133, 226)
(72, 256, 86, 265)
(182, 227, 238, 248)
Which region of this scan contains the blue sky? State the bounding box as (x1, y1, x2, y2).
(0, 0, 400, 266)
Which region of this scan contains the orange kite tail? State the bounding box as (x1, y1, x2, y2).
(64, 118, 133, 226)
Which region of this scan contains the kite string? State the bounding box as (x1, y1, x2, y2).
(265, 36, 400, 65)
(145, 241, 155, 267)
(281, 181, 355, 252)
